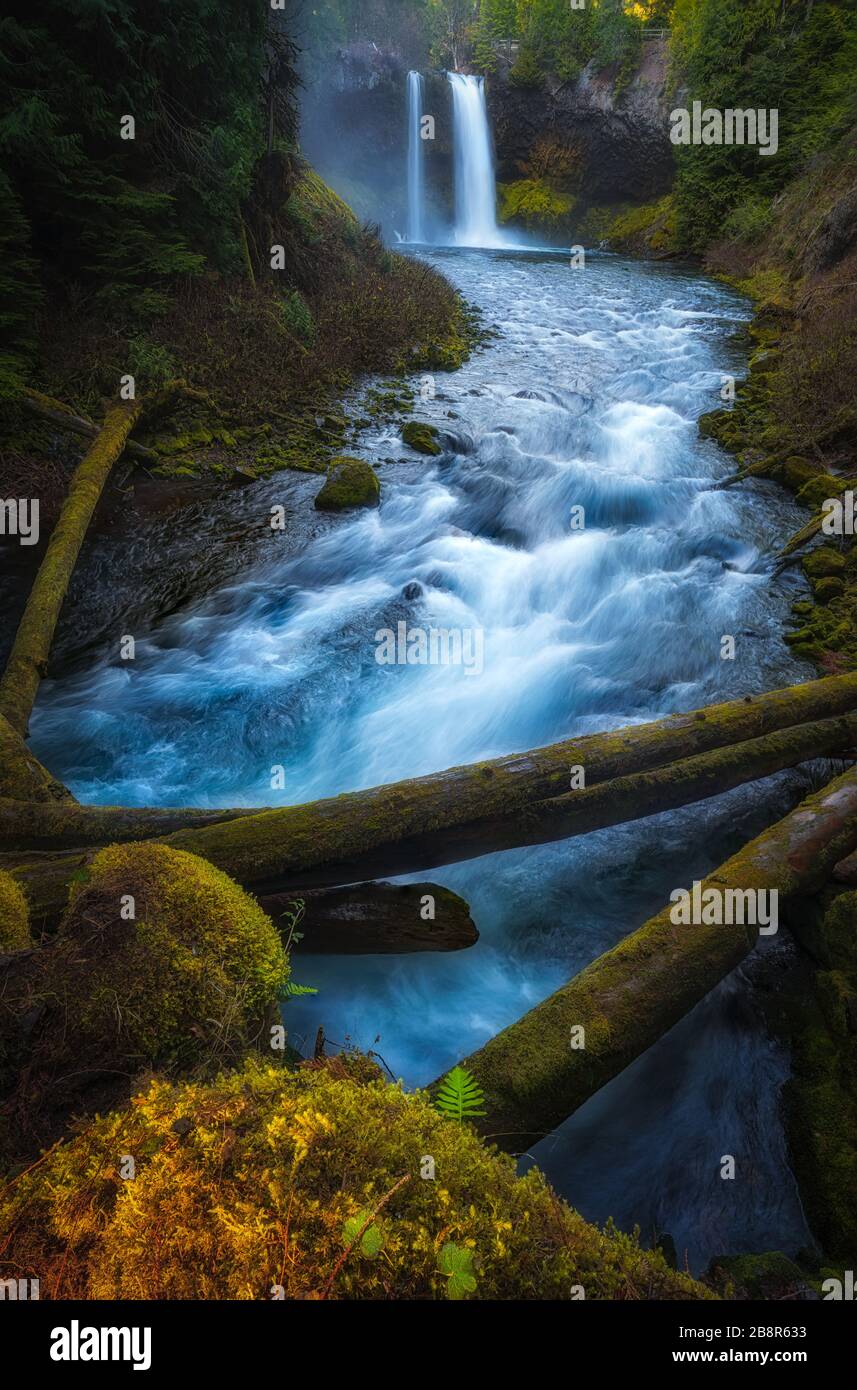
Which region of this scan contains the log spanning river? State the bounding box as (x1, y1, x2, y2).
(33, 246, 818, 1271)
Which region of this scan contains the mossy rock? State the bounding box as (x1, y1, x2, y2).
(804, 547, 846, 579)
(0, 871, 30, 952)
(777, 456, 827, 490)
(0, 1058, 712, 1301)
(401, 421, 441, 456)
(708, 1251, 806, 1300)
(796, 475, 846, 511)
(314, 456, 380, 511)
(813, 576, 845, 604)
(53, 842, 289, 1067)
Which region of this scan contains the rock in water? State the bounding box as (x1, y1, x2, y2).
(314, 456, 380, 511)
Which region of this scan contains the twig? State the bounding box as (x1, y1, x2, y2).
(318, 1173, 411, 1300)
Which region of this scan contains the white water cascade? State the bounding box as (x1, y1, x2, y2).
(406, 70, 425, 243)
(447, 72, 505, 248)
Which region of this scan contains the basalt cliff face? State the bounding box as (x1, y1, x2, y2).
(488, 40, 675, 214)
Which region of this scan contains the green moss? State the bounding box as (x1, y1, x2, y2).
(813, 577, 845, 605)
(0, 1058, 710, 1300)
(54, 842, 289, 1067)
(0, 870, 30, 951)
(498, 179, 573, 232)
(314, 456, 380, 511)
(605, 197, 678, 256)
(401, 421, 441, 456)
(803, 547, 846, 579)
(708, 1252, 806, 1300)
(777, 456, 826, 490)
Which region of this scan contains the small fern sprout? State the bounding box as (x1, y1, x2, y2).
(433, 1065, 486, 1122)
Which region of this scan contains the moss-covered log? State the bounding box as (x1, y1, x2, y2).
(8, 703, 857, 930)
(0, 798, 257, 850)
(150, 677, 857, 892)
(0, 715, 75, 805)
(21, 388, 156, 462)
(262, 881, 478, 953)
(450, 764, 857, 1153)
(777, 511, 825, 560)
(0, 399, 145, 736)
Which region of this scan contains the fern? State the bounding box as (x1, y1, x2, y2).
(280, 981, 317, 998)
(433, 1066, 486, 1123)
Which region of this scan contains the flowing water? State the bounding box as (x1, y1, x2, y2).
(448, 74, 507, 248)
(33, 246, 817, 1271)
(406, 71, 425, 245)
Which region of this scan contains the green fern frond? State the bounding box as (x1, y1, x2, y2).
(433, 1065, 486, 1122)
(280, 981, 317, 998)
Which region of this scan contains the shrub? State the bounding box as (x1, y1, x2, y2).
(280, 289, 315, 345)
(722, 196, 774, 245)
(0, 1058, 713, 1301)
(127, 335, 177, 388)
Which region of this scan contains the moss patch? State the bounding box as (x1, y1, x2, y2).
(604, 197, 678, 258)
(401, 421, 441, 456)
(0, 1057, 711, 1300)
(0, 871, 30, 952)
(499, 179, 574, 233)
(314, 456, 380, 511)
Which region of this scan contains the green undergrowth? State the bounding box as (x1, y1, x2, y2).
(0, 1055, 711, 1301)
(0, 165, 479, 493)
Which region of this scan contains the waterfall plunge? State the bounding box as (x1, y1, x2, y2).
(448, 72, 505, 249)
(406, 71, 425, 243)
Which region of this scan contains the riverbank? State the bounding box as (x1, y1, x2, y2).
(600, 121, 857, 1283)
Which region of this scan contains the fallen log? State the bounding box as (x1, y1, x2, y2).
(128, 698, 857, 888)
(8, 700, 857, 928)
(22, 388, 156, 462)
(7, 669, 857, 855)
(447, 762, 857, 1153)
(0, 398, 145, 736)
(261, 881, 478, 953)
(0, 378, 210, 739)
(776, 511, 825, 561)
(0, 715, 75, 805)
(0, 798, 258, 850)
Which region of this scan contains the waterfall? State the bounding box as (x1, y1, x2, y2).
(406, 71, 425, 243)
(447, 72, 504, 248)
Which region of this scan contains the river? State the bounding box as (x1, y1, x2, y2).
(31, 244, 818, 1272)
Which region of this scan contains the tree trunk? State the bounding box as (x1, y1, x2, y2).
(8, 699, 857, 929)
(0, 715, 75, 805)
(0, 798, 256, 850)
(448, 762, 857, 1153)
(21, 389, 156, 462)
(0, 399, 144, 736)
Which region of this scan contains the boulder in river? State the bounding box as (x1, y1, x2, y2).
(401, 421, 442, 456)
(314, 456, 380, 511)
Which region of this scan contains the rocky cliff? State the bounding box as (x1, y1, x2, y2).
(299, 40, 675, 243)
